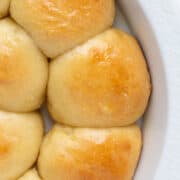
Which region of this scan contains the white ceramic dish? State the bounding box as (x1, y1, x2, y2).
(118, 1, 168, 180)
(42, 1, 171, 179)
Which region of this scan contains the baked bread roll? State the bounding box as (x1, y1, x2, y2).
(48, 28, 151, 127)
(18, 168, 41, 180)
(38, 124, 141, 180)
(10, 0, 115, 58)
(0, 0, 10, 18)
(0, 18, 48, 112)
(0, 111, 43, 180)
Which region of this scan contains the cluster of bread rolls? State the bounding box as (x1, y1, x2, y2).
(0, 0, 151, 180)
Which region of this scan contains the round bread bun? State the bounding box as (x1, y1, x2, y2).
(0, 18, 48, 112)
(10, 0, 115, 58)
(0, 111, 43, 180)
(48, 28, 151, 127)
(18, 168, 41, 180)
(38, 124, 141, 180)
(0, 0, 10, 18)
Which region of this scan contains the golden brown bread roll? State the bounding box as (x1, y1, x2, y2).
(18, 168, 41, 180)
(0, 18, 48, 112)
(48, 28, 151, 127)
(10, 0, 115, 58)
(0, 0, 10, 18)
(0, 111, 43, 180)
(38, 124, 141, 180)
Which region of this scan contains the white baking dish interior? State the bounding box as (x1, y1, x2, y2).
(117, 1, 168, 180)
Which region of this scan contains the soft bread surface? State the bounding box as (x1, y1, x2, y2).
(38, 124, 141, 180)
(18, 168, 41, 180)
(0, 111, 43, 180)
(0, 18, 48, 112)
(48, 28, 151, 127)
(10, 0, 115, 58)
(0, 3, 151, 179)
(0, 0, 10, 18)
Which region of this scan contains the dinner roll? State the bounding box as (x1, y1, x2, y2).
(0, 0, 10, 18)
(0, 18, 48, 112)
(48, 28, 151, 127)
(10, 0, 115, 58)
(0, 111, 43, 180)
(18, 168, 41, 180)
(38, 124, 141, 180)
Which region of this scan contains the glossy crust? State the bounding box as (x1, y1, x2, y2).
(38, 124, 141, 180)
(0, 0, 10, 18)
(10, 0, 115, 58)
(48, 28, 151, 127)
(0, 111, 43, 180)
(18, 168, 41, 180)
(0, 18, 48, 112)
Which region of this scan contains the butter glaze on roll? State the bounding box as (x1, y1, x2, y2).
(48, 28, 151, 127)
(0, 18, 48, 112)
(0, 0, 10, 18)
(38, 124, 142, 180)
(18, 168, 41, 180)
(0, 111, 43, 180)
(10, 0, 115, 58)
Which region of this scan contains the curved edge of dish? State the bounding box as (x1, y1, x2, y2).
(117, 1, 169, 180)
